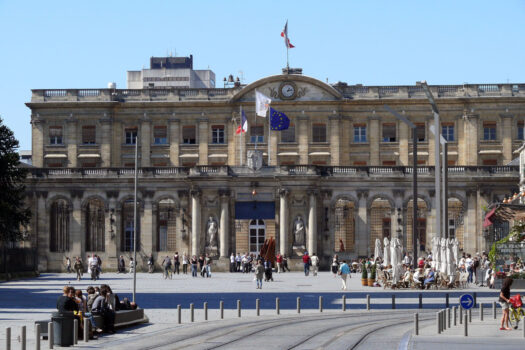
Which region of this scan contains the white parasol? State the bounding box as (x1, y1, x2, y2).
(432, 236, 441, 270)
(374, 238, 382, 262)
(383, 237, 391, 267)
(391, 238, 402, 284)
(452, 238, 460, 266)
(446, 238, 457, 281)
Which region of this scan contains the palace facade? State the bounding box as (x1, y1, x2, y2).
(24, 69, 524, 271)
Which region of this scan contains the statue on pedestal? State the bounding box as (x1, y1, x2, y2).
(292, 216, 305, 248)
(205, 216, 218, 254)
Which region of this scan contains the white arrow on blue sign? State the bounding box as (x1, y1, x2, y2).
(459, 294, 474, 310)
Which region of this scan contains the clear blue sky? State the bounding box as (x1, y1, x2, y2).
(1, 0, 524, 150)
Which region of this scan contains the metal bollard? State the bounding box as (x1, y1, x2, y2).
(392, 295, 396, 309)
(473, 292, 477, 307)
(276, 297, 280, 315)
(453, 306, 457, 326)
(459, 307, 463, 324)
(480, 304, 483, 321)
(523, 317, 525, 338)
(419, 293, 422, 309)
(177, 305, 181, 324)
(436, 312, 441, 334)
(35, 324, 41, 350)
(366, 294, 370, 311)
(342, 295, 346, 311)
(414, 313, 419, 336)
(204, 302, 208, 321)
(319, 296, 323, 312)
(73, 319, 78, 344)
(493, 301, 497, 319)
(256, 299, 260, 316)
(446, 293, 449, 308)
(297, 297, 301, 313)
(48, 322, 53, 349)
(468, 308, 472, 323)
(237, 300, 241, 317)
(6, 327, 11, 350)
(83, 318, 88, 343)
(464, 314, 468, 336)
(21, 325, 26, 350)
(190, 303, 194, 322)
(443, 310, 447, 330)
(447, 308, 451, 328)
(220, 301, 224, 319)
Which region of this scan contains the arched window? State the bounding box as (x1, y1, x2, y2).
(335, 199, 355, 252)
(122, 199, 140, 251)
(249, 219, 265, 254)
(157, 199, 176, 251)
(370, 198, 391, 252)
(85, 198, 105, 252)
(407, 199, 427, 253)
(50, 199, 69, 252)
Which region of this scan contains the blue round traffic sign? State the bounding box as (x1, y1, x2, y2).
(459, 294, 474, 310)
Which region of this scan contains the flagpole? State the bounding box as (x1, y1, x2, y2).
(239, 105, 243, 166)
(254, 91, 257, 151)
(268, 106, 271, 165)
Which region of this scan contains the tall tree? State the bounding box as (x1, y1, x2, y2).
(0, 117, 31, 243)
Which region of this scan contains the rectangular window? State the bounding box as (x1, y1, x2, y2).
(353, 124, 367, 143)
(382, 160, 396, 166)
(442, 123, 455, 142)
(382, 123, 396, 142)
(81, 161, 97, 168)
(413, 123, 426, 142)
(353, 161, 367, 166)
(153, 161, 168, 167)
(47, 162, 63, 168)
(483, 159, 498, 165)
(49, 126, 63, 145)
(281, 125, 295, 143)
(153, 126, 167, 145)
(125, 128, 137, 145)
(250, 125, 264, 143)
(182, 126, 196, 144)
(211, 125, 225, 144)
(124, 162, 135, 168)
(518, 121, 524, 141)
(483, 122, 496, 141)
(82, 125, 96, 144)
(312, 123, 327, 143)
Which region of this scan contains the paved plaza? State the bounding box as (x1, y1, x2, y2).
(0, 271, 523, 349)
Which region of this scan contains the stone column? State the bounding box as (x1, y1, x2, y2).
(219, 190, 230, 257)
(307, 190, 318, 255)
(269, 121, 278, 166)
(31, 116, 45, 167)
(329, 115, 341, 166)
(298, 115, 309, 164)
(67, 117, 77, 167)
(428, 116, 436, 165)
(464, 114, 479, 165)
(169, 117, 180, 166)
(70, 191, 83, 260)
(36, 191, 48, 270)
(501, 114, 513, 165)
(141, 192, 154, 257)
(112, 120, 122, 166)
(369, 116, 380, 165)
(341, 117, 351, 165)
(279, 188, 289, 256)
(191, 189, 201, 256)
(457, 117, 465, 165)
(356, 190, 368, 257)
(198, 118, 209, 165)
(100, 115, 112, 167)
(399, 122, 409, 166)
(140, 116, 151, 167)
(464, 189, 477, 253)
(105, 192, 118, 267)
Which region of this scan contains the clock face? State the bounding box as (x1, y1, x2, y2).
(281, 83, 295, 98)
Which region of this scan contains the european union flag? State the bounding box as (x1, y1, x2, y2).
(270, 107, 290, 131)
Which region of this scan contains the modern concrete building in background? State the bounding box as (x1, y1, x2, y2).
(24, 62, 524, 271)
(127, 55, 216, 89)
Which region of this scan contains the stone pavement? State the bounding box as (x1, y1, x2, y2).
(0, 271, 521, 349)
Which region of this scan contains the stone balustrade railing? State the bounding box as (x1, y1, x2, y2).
(27, 165, 518, 179)
(30, 83, 525, 103)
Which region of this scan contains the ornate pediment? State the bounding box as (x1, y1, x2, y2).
(230, 74, 342, 103)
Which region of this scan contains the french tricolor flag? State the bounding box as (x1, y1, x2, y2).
(236, 108, 248, 134)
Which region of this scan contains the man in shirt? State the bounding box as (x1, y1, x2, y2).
(339, 260, 351, 290)
(302, 251, 311, 276)
(310, 253, 320, 276)
(235, 253, 242, 272)
(465, 254, 474, 283)
(162, 255, 172, 279)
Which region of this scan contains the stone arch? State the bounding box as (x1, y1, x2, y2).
(330, 193, 358, 210)
(333, 197, 356, 253)
(119, 196, 143, 252)
(367, 193, 395, 211)
(81, 195, 109, 211)
(368, 195, 394, 255)
(48, 196, 71, 252)
(402, 194, 432, 211)
(46, 194, 73, 211)
(84, 197, 106, 252)
(404, 197, 429, 253)
(447, 194, 466, 249)
(156, 197, 178, 252)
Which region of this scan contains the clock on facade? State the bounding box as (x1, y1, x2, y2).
(279, 81, 297, 100)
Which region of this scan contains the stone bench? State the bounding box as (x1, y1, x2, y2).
(35, 308, 148, 339)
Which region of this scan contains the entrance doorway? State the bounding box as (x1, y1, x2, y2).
(249, 219, 265, 254)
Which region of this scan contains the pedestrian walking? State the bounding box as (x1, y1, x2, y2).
(182, 253, 189, 274)
(264, 259, 273, 281)
(204, 253, 212, 277)
(230, 253, 235, 272)
(162, 255, 172, 279)
(235, 253, 241, 272)
(66, 257, 71, 273)
(148, 254, 154, 273)
(310, 253, 319, 276)
(276, 253, 283, 273)
(255, 260, 265, 289)
(283, 255, 290, 272)
(198, 255, 205, 277)
(74, 257, 83, 281)
(118, 255, 125, 273)
(499, 277, 513, 330)
(190, 255, 198, 277)
(302, 251, 311, 276)
(129, 257, 135, 274)
(339, 260, 350, 290)
(174, 252, 180, 274)
(331, 254, 339, 277)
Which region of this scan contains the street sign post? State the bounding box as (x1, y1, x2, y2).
(459, 294, 474, 310)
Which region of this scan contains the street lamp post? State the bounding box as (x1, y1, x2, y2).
(384, 105, 418, 269)
(430, 124, 449, 239)
(133, 134, 138, 303)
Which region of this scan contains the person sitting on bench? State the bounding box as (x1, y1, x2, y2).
(91, 287, 115, 333)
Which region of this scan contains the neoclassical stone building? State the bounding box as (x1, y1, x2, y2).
(24, 71, 524, 271)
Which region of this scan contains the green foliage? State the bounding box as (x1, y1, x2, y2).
(361, 262, 367, 279)
(0, 117, 31, 242)
(510, 272, 525, 280)
(488, 220, 525, 267)
(370, 264, 376, 279)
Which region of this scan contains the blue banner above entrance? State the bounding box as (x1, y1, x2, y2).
(235, 201, 275, 219)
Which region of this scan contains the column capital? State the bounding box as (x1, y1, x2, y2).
(36, 191, 48, 199)
(465, 188, 477, 197)
(357, 189, 369, 199)
(278, 188, 290, 197)
(320, 189, 332, 199)
(307, 189, 319, 197)
(499, 113, 514, 119)
(177, 189, 189, 198)
(190, 188, 201, 197)
(141, 190, 155, 199)
(106, 190, 119, 199)
(70, 190, 84, 199)
(393, 189, 405, 198)
(169, 117, 180, 124)
(219, 189, 231, 198)
(428, 189, 435, 198)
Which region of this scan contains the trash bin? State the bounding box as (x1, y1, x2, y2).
(52, 311, 76, 346)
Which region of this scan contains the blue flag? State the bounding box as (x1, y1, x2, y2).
(270, 107, 290, 131)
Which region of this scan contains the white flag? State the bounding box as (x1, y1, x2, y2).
(255, 90, 271, 117)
